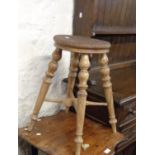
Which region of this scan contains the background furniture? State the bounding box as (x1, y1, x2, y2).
(72, 0, 136, 155)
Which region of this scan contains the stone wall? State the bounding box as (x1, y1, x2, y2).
(18, 0, 73, 132)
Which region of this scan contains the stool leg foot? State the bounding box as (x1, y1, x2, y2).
(65, 53, 79, 112)
(75, 143, 82, 155)
(100, 53, 117, 133)
(75, 54, 90, 155)
(28, 48, 62, 131)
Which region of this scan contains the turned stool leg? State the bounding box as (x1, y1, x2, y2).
(65, 53, 79, 112)
(74, 54, 90, 155)
(28, 48, 62, 131)
(100, 53, 117, 133)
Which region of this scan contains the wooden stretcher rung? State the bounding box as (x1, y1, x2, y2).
(45, 98, 63, 104)
(73, 98, 107, 106)
(86, 100, 107, 106)
(45, 98, 107, 106)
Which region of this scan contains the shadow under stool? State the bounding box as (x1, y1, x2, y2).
(27, 35, 118, 155)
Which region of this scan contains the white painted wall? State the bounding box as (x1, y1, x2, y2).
(18, 0, 73, 128)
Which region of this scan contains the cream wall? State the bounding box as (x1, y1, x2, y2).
(19, 1, 73, 154)
(18, 0, 73, 128)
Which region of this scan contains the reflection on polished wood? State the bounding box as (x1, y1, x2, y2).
(19, 112, 124, 155)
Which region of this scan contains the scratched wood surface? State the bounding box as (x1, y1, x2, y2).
(19, 111, 124, 155)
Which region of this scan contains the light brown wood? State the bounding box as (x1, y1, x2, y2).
(85, 101, 107, 106)
(75, 54, 90, 155)
(74, 98, 107, 107)
(99, 53, 117, 133)
(45, 98, 63, 104)
(26, 35, 118, 155)
(65, 53, 79, 112)
(27, 48, 62, 131)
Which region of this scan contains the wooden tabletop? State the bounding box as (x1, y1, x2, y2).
(19, 111, 124, 155)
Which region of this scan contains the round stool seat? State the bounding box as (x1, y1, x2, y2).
(54, 35, 111, 50)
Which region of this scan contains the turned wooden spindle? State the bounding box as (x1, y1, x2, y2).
(75, 54, 90, 155)
(64, 53, 79, 112)
(100, 52, 117, 133)
(28, 48, 62, 131)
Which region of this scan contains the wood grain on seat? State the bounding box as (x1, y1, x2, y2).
(54, 35, 111, 50)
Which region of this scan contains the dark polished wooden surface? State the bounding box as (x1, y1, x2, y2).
(88, 65, 136, 105)
(19, 111, 124, 155)
(73, 0, 136, 36)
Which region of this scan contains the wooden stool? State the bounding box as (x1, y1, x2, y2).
(27, 35, 117, 155)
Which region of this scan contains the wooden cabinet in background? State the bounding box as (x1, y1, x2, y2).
(72, 0, 136, 154)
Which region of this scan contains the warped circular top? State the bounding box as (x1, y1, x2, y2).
(54, 35, 111, 49)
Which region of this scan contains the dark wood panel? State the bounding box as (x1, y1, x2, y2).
(115, 142, 136, 155)
(73, 0, 99, 36)
(93, 25, 136, 35)
(73, 0, 136, 36)
(91, 35, 136, 65)
(96, 0, 136, 27)
(73, 0, 136, 64)
(88, 65, 136, 102)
